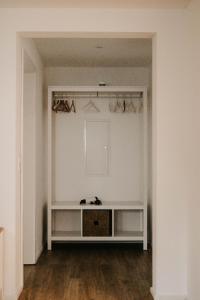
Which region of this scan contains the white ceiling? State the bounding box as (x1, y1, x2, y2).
(0, 0, 191, 9)
(34, 38, 152, 67)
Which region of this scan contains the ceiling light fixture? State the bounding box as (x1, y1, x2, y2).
(96, 46, 103, 49)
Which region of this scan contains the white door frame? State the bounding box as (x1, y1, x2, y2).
(19, 47, 38, 288)
(18, 31, 156, 294)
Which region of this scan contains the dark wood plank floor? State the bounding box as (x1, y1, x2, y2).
(19, 243, 153, 300)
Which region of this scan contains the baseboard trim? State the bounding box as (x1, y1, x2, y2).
(150, 287, 154, 298)
(150, 288, 187, 300)
(35, 244, 44, 263)
(17, 286, 23, 300)
(152, 295, 187, 300)
(4, 286, 23, 300)
(155, 297, 186, 300)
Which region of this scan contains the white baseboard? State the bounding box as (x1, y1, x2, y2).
(150, 287, 155, 298)
(35, 244, 44, 263)
(155, 297, 187, 300)
(5, 296, 18, 300)
(17, 285, 23, 299)
(4, 295, 15, 300)
(4, 285, 23, 300)
(150, 287, 187, 300)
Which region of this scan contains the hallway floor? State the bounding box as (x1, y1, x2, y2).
(19, 243, 153, 300)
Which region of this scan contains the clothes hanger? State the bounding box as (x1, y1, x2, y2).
(109, 100, 115, 112)
(134, 99, 143, 113)
(124, 100, 130, 113)
(114, 99, 124, 113)
(52, 99, 59, 111)
(123, 100, 126, 112)
(69, 98, 76, 113)
(82, 98, 100, 112)
(127, 100, 136, 113)
(52, 99, 70, 113)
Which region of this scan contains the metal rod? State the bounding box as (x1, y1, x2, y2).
(53, 92, 143, 99)
(53, 96, 143, 99)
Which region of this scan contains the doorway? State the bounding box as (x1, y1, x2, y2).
(20, 34, 153, 300)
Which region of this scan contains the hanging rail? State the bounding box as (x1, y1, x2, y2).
(53, 91, 143, 100)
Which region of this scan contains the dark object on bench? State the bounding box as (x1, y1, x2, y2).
(95, 196, 102, 205)
(80, 199, 86, 205)
(90, 196, 102, 205)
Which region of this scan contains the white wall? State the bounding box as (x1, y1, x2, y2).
(186, 1, 200, 299)
(45, 66, 150, 87)
(32, 49, 46, 264)
(21, 39, 45, 271)
(23, 43, 46, 265)
(46, 66, 150, 233)
(23, 71, 36, 264)
(45, 66, 152, 239)
(52, 102, 144, 231)
(0, 7, 192, 300)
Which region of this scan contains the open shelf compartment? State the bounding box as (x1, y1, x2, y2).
(114, 209, 144, 240)
(51, 209, 81, 240)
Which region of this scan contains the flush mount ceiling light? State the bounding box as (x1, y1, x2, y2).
(95, 45, 104, 49)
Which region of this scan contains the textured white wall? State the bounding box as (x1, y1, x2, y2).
(0, 7, 191, 300)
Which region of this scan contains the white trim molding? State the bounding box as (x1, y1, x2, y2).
(5, 287, 23, 300)
(150, 287, 187, 300)
(155, 297, 187, 300)
(0, 228, 4, 300)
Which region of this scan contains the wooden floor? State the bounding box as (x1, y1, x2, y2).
(19, 243, 153, 300)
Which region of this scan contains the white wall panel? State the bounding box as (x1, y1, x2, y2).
(85, 120, 110, 175)
(23, 72, 36, 264)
